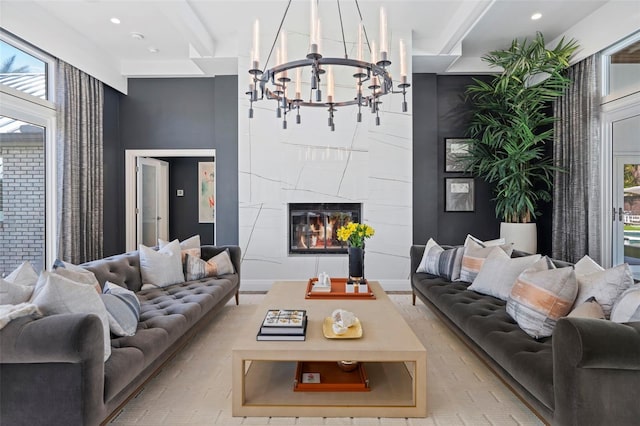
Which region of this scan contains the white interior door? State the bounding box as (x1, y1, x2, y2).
(613, 155, 640, 277)
(136, 157, 169, 247)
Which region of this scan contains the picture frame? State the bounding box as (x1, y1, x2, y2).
(444, 138, 472, 172)
(198, 161, 216, 223)
(445, 177, 474, 212)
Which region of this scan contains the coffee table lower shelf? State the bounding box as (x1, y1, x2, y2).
(237, 361, 418, 417)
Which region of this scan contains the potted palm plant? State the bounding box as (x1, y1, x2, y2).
(464, 32, 578, 253)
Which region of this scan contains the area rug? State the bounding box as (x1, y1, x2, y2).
(109, 294, 543, 426)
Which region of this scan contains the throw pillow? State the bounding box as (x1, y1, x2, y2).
(159, 234, 201, 265)
(610, 285, 640, 323)
(507, 258, 578, 338)
(1, 261, 38, 304)
(415, 238, 464, 281)
(139, 239, 185, 289)
(31, 271, 111, 361)
(101, 281, 141, 337)
(568, 296, 605, 320)
(573, 263, 634, 318)
(464, 234, 506, 247)
(459, 238, 514, 283)
(185, 250, 235, 281)
(574, 254, 604, 275)
(468, 248, 541, 300)
(51, 260, 102, 294)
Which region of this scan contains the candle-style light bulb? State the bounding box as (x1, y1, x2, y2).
(280, 30, 287, 64)
(399, 39, 407, 82)
(327, 66, 334, 103)
(371, 40, 377, 65)
(252, 19, 260, 69)
(309, 0, 318, 54)
(379, 7, 388, 61)
(295, 67, 302, 99)
(357, 23, 363, 61)
(316, 19, 322, 55)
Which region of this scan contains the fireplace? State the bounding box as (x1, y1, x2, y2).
(289, 203, 361, 255)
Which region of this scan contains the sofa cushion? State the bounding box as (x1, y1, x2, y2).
(574, 263, 634, 318)
(468, 248, 540, 300)
(101, 282, 140, 337)
(1, 261, 38, 304)
(610, 285, 640, 323)
(31, 271, 111, 361)
(139, 240, 185, 289)
(507, 258, 577, 338)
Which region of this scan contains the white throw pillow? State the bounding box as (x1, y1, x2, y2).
(574, 255, 604, 275)
(459, 238, 514, 283)
(610, 285, 640, 323)
(159, 234, 201, 261)
(568, 297, 605, 320)
(1, 261, 38, 304)
(31, 271, 111, 361)
(139, 239, 185, 289)
(468, 248, 541, 300)
(51, 260, 101, 293)
(573, 263, 634, 318)
(464, 234, 506, 247)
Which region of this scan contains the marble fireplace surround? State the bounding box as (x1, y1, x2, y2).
(238, 31, 413, 292)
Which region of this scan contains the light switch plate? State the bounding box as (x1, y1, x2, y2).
(177, 189, 184, 197)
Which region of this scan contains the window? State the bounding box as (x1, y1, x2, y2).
(0, 39, 47, 100)
(603, 32, 640, 101)
(0, 156, 3, 223)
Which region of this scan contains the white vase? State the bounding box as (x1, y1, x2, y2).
(500, 222, 537, 254)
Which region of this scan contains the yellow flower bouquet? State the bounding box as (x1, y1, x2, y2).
(336, 222, 375, 248)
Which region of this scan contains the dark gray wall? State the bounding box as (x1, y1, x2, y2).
(158, 156, 215, 245)
(412, 74, 501, 246)
(103, 86, 123, 257)
(103, 76, 239, 254)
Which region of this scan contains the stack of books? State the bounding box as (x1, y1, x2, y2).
(256, 309, 308, 341)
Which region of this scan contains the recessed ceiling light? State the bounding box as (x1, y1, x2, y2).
(130, 32, 145, 40)
(148, 47, 159, 54)
(110, 17, 121, 25)
(531, 12, 542, 20)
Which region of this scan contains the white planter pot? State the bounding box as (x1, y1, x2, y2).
(500, 222, 537, 254)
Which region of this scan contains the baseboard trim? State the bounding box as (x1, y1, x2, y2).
(240, 279, 411, 293)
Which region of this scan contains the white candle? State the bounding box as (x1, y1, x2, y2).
(327, 66, 334, 103)
(379, 7, 388, 57)
(357, 23, 363, 61)
(371, 40, 377, 64)
(400, 39, 407, 78)
(309, 0, 318, 49)
(295, 67, 302, 98)
(316, 19, 322, 55)
(252, 19, 260, 67)
(280, 30, 287, 64)
(249, 74, 254, 92)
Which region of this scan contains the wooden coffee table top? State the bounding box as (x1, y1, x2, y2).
(233, 281, 426, 361)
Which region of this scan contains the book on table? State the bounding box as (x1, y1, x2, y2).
(257, 309, 307, 340)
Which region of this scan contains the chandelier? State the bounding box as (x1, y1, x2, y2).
(247, 0, 410, 131)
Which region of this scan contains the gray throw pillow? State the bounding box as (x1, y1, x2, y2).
(1, 261, 39, 305)
(101, 281, 140, 337)
(568, 296, 605, 320)
(415, 238, 464, 281)
(459, 238, 514, 283)
(573, 263, 634, 318)
(610, 285, 640, 323)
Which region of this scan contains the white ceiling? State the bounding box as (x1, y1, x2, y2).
(2, 0, 639, 93)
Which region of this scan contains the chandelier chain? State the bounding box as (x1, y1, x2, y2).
(354, 0, 372, 55)
(262, 0, 293, 75)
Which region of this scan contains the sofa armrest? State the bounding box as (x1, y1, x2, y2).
(553, 317, 640, 426)
(0, 313, 106, 426)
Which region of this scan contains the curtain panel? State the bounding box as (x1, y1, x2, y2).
(56, 60, 104, 264)
(552, 54, 601, 264)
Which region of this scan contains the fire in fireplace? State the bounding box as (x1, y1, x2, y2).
(289, 203, 361, 254)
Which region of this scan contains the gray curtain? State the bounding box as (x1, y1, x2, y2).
(56, 60, 104, 264)
(552, 54, 601, 263)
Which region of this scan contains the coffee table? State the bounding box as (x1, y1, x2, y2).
(232, 281, 427, 418)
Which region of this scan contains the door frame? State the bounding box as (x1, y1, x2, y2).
(125, 149, 216, 251)
(136, 157, 169, 247)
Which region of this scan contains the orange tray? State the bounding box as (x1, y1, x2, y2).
(294, 361, 370, 392)
(305, 278, 376, 299)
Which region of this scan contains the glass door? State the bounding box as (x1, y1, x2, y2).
(614, 156, 640, 277)
(136, 157, 169, 247)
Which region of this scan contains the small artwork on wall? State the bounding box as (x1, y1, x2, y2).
(198, 161, 215, 223)
(444, 138, 472, 172)
(445, 177, 474, 212)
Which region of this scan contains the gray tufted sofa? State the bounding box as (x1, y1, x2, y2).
(0, 245, 240, 426)
(410, 244, 640, 426)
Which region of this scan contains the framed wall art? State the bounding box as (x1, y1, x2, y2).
(445, 177, 474, 212)
(198, 161, 216, 223)
(444, 138, 472, 172)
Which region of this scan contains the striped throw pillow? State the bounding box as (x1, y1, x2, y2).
(459, 239, 513, 283)
(507, 257, 578, 338)
(185, 250, 235, 281)
(101, 281, 140, 337)
(416, 238, 463, 281)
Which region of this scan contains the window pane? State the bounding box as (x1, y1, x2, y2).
(607, 38, 640, 97)
(0, 40, 47, 100)
(0, 117, 45, 274)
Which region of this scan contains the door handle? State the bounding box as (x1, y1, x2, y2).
(619, 207, 624, 222)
